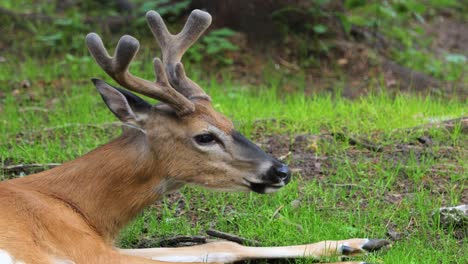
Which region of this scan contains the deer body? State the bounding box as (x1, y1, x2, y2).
(0, 133, 159, 263)
(0, 10, 389, 264)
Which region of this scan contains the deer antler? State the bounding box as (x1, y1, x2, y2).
(86, 32, 195, 116)
(146, 9, 212, 101)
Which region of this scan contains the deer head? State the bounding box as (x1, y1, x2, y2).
(86, 10, 290, 194)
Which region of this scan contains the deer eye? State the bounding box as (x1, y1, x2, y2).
(194, 133, 216, 145)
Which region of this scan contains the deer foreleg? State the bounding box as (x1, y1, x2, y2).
(120, 238, 390, 263)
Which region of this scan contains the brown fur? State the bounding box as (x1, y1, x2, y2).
(189, 100, 234, 133)
(0, 132, 160, 263)
(0, 100, 250, 263)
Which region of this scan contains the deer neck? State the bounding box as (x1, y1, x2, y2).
(15, 130, 179, 242)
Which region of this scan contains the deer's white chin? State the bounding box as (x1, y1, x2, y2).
(242, 178, 286, 194)
(192, 180, 252, 192)
(263, 186, 283, 193)
(203, 185, 252, 192)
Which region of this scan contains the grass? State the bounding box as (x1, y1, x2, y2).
(1, 55, 466, 264)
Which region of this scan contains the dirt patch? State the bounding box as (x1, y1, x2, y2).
(253, 133, 331, 180)
(251, 124, 467, 206)
(218, 8, 468, 100)
(425, 17, 468, 56)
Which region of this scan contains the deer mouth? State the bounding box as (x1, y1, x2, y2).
(242, 178, 287, 194)
(242, 162, 291, 194)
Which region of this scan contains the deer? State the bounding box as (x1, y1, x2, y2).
(0, 9, 390, 264)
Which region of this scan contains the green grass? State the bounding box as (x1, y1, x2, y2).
(1, 57, 467, 263)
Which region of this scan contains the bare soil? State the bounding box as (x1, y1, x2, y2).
(217, 12, 468, 100)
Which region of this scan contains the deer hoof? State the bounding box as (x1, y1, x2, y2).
(361, 239, 391, 252)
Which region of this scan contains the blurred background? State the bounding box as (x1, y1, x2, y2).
(1, 2, 467, 261)
(1, 0, 467, 98)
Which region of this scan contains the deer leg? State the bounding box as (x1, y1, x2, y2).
(321, 263, 373, 264)
(120, 238, 390, 263)
(95, 251, 217, 264)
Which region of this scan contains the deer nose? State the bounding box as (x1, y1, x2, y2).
(273, 164, 291, 183)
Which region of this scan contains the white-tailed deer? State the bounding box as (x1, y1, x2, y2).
(0, 10, 389, 264)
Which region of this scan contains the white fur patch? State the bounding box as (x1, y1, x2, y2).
(52, 257, 76, 264)
(0, 250, 25, 264)
(264, 186, 282, 193)
(359, 239, 370, 249)
(257, 161, 274, 175)
(0, 250, 13, 264)
(0, 250, 76, 264)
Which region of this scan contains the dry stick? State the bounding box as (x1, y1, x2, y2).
(401, 165, 462, 174)
(347, 136, 383, 152)
(274, 214, 304, 232)
(19, 107, 49, 113)
(271, 205, 284, 219)
(330, 117, 467, 152)
(278, 151, 291, 161)
(206, 229, 261, 246)
(156, 236, 207, 247)
(331, 132, 382, 152)
(385, 199, 404, 228)
(276, 56, 300, 71)
(2, 163, 61, 172)
(134, 236, 206, 249)
(401, 116, 468, 132)
(332, 183, 367, 188)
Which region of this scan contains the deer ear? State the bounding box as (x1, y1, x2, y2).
(92, 78, 148, 126)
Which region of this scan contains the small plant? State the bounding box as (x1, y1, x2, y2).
(341, 0, 466, 82)
(187, 28, 239, 65)
(138, 0, 190, 18)
(136, 0, 191, 25)
(36, 12, 86, 52)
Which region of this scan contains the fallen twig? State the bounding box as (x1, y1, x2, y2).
(271, 205, 284, 219)
(157, 236, 207, 247)
(331, 132, 382, 152)
(332, 183, 367, 189)
(278, 151, 291, 161)
(19, 107, 49, 113)
(274, 214, 304, 232)
(385, 199, 404, 228)
(134, 235, 207, 248)
(206, 229, 260, 246)
(402, 116, 468, 133)
(276, 56, 300, 71)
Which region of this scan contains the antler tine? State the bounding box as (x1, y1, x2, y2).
(86, 33, 195, 116)
(146, 9, 212, 101)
